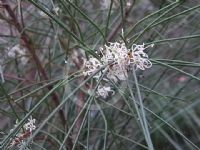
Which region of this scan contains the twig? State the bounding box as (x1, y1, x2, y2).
(107, 1, 135, 41)
(1, 1, 72, 146)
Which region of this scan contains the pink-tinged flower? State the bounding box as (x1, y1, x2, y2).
(9, 116, 36, 149)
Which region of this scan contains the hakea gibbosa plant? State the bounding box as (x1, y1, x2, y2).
(8, 116, 36, 149)
(83, 42, 154, 98)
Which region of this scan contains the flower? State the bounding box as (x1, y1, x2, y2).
(83, 56, 103, 79)
(9, 116, 36, 149)
(101, 42, 129, 65)
(81, 41, 153, 106)
(127, 1, 131, 7)
(8, 44, 20, 57)
(53, 7, 60, 15)
(24, 117, 36, 132)
(7, 44, 28, 65)
(100, 42, 130, 82)
(97, 85, 114, 98)
(82, 42, 153, 81)
(129, 43, 153, 70)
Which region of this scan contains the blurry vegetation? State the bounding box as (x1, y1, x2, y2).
(0, 0, 200, 149)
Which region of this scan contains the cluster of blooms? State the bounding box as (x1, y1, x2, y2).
(7, 44, 29, 65)
(9, 116, 36, 149)
(83, 42, 154, 98)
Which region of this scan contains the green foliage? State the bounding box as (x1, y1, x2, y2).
(0, 0, 200, 149)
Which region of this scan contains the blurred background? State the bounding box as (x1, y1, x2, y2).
(1, 0, 200, 149)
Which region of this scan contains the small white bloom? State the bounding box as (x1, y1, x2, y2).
(53, 7, 60, 15)
(101, 42, 129, 66)
(100, 42, 129, 81)
(83, 56, 103, 79)
(97, 85, 114, 98)
(7, 44, 28, 65)
(8, 44, 19, 57)
(20, 57, 29, 65)
(9, 117, 36, 149)
(24, 116, 36, 132)
(129, 43, 153, 70)
(127, 1, 131, 7)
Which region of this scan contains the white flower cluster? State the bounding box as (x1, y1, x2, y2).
(130, 43, 153, 70)
(83, 42, 153, 81)
(8, 44, 29, 65)
(101, 42, 130, 82)
(24, 117, 36, 132)
(83, 56, 103, 79)
(9, 116, 36, 149)
(83, 42, 154, 98)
